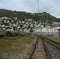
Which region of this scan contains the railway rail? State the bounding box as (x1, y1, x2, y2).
(29, 36, 51, 59)
(29, 36, 60, 59)
(40, 36, 60, 59)
(40, 36, 60, 49)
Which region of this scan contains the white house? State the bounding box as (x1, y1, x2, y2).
(1, 17, 8, 19)
(33, 26, 43, 33)
(6, 28, 14, 32)
(24, 28, 30, 33)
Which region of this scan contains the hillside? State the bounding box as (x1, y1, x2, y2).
(0, 9, 60, 22)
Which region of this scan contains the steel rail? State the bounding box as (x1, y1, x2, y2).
(41, 39, 52, 59)
(29, 36, 52, 59)
(40, 36, 60, 49)
(29, 38, 38, 59)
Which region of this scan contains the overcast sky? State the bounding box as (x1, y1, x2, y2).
(0, 0, 60, 18)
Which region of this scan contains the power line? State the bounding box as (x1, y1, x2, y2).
(49, 3, 60, 13)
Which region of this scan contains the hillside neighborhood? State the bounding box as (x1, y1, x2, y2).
(0, 17, 60, 36)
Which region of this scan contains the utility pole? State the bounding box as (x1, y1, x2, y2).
(38, 0, 39, 13)
(37, 0, 42, 34)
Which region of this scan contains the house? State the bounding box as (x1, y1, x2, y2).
(24, 28, 30, 33)
(13, 17, 18, 20)
(1, 17, 8, 19)
(6, 28, 14, 32)
(33, 26, 43, 33)
(33, 25, 60, 36)
(42, 26, 60, 36)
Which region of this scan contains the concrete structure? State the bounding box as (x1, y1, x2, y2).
(33, 26, 60, 36)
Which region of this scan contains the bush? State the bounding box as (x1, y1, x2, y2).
(0, 33, 5, 38)
(6, 31, 20, 37)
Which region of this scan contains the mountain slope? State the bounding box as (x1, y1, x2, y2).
(0, 9, 60, 22)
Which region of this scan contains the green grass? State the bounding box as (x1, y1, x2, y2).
(0, 56, 4, 59)
(0, 33, 32, 53)
(20, 36, 32, 42)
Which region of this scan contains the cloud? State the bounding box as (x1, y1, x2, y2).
(0, 0, 60, 18)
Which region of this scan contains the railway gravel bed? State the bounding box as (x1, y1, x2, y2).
(29, 36, 60, 59)
(45, 42, 60, 59)
(32, 39, 46, 59)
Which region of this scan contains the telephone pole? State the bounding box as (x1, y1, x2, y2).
(38, 0, 39, 13)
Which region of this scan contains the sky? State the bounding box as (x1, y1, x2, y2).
(0, 0, 60, 18)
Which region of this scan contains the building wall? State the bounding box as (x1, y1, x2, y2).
(33, 26, 59, 36)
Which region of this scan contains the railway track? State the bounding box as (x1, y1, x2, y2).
(29, 36, 60, 59)
(29, 36, 51, 59)
(40, 36, 60, 49)
(41, 36, 60, 59)
(45, 42, 60, 59)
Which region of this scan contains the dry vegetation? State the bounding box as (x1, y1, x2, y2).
(0, 33, 34, 59)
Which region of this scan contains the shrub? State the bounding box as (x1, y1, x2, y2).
(6, 31, 20, 37)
